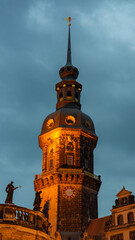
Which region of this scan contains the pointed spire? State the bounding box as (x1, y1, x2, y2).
(66, 25, 72, 65)
(59, 17, 79, 80)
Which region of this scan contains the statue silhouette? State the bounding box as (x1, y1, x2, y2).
(33, 191, 42, 211)
(5, 181, 20, 204)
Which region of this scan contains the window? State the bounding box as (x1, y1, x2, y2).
(117, 214, 123, 225)
(65, 115, 76, 125)
(67, 91, 72, 97)
(128, 212, 134, 223)
(75, 92, 78, 99)
(59, 92, 63, 102)
(50, 159, 53, 169)
(67, 142, 74, 151)
(130, 231, 135, 240)
(67, 155, 73, 165)
(110, 234, 123, 240)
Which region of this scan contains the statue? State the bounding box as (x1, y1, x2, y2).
(5, 181, 21, 204)
(33, 191, 42, 211)
(43, 200, 50, 219)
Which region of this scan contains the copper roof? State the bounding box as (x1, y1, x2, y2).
(87, 216, 110, 236)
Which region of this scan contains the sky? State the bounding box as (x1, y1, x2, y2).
(0, 0, 135, 218)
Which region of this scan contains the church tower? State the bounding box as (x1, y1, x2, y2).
(34, 19, 101, 239)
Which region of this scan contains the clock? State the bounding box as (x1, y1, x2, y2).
(62, 186, 76, 200)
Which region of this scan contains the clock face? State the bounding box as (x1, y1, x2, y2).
(62, 186, 76, 200)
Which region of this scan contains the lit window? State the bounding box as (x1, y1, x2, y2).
(67, 155, 73, 165)
(117, 214, 123, 225)
(50, 159, 53, 169)
(128, 212, 134, 223)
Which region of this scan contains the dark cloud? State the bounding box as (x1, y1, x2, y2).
(0, 0, 135, 217)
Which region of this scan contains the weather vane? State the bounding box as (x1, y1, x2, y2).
(64, 17, 75, 26)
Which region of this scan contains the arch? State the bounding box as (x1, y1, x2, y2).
(75, 92, 78, 99)
(67, 91, 72, 97)
(128, 212, 134, 223)
(67, 142, 74, 151)
(59, 92, 63, 100)
(117, 214, 123, 225)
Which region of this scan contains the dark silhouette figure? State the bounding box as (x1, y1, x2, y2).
(43, 200, 50, 219)
(5, 181, 19, 204)
(33, 191, 42, 211)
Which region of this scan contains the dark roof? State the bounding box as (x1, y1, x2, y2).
(40, 107, 96, 135)
(87, 216, 110, 236)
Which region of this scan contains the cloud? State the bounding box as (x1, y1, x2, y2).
(0, 0, 135, 217)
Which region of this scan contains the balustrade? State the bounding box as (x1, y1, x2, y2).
(0, 204, 49, 233)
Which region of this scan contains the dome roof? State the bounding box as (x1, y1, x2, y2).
(40, 107, 96, 136)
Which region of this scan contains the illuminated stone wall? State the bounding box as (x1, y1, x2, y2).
(0, 224, 50, 240)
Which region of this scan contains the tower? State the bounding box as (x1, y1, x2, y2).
(34, 20, 101, 239)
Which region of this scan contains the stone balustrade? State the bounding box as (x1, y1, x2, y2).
(0, 204, 49, 233)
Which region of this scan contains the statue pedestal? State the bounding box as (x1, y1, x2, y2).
(3, 205, 16, 221)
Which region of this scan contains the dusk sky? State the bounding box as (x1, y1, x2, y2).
(0, 0, 135, 218)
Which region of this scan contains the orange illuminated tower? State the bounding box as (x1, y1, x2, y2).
(34, 20, 101, 239)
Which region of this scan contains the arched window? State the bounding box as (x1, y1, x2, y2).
(128, 212, 134, 223)
(75, 92, 78, 99)
(67, 142, 74, 151)
(117, 214, 123, 225)
(59, 92, 63, 102)
(67, 91, 72, 97)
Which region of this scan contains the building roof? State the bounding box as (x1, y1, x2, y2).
(87, 216, 110, 236)
(116, 187, 132, 199)
(40, 107, 96, 135)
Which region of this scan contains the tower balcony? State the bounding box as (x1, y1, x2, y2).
(34, 168, 101, 192)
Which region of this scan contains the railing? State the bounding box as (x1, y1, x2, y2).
(0, 204, 49, 233)
(35, 168, 101, 181)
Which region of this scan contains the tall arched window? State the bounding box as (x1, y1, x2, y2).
(75, 92, 78, 99)
(59, 92, 63, 102)
(128, 212, 134, 223)
(67, 91, 72, 97)
(117, 214, 123, 225)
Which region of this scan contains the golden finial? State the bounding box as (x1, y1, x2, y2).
(64, 17, 75, 26)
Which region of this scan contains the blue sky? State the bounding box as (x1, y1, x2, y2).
(0, 0, 135, 217)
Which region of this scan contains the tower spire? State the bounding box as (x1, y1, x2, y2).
(59, 17, 79, 81)
(66, 24, 72, 65)
(64, 17, 73, 65)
